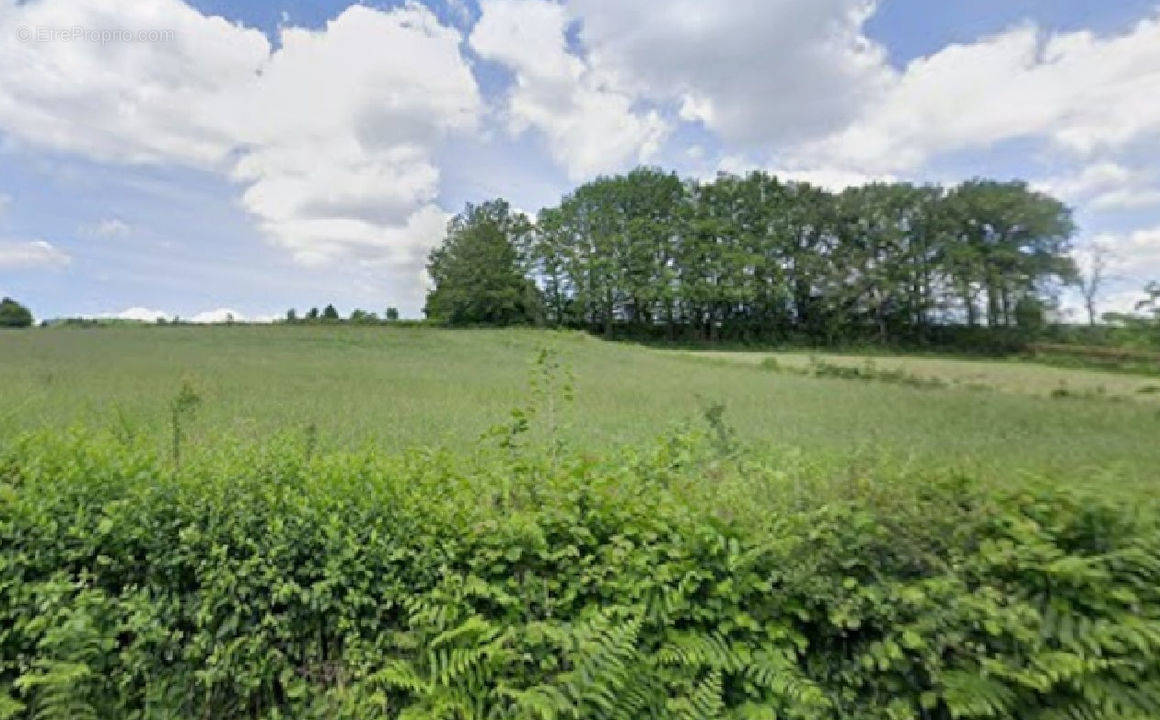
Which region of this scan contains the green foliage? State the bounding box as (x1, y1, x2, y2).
(1136, 281, 1160, 319)
(1, 417, 1157, 719)
(0, 298, 32, 328)
(425, 200, 543, 325)
(522, 170, 1075, 343)
(348, 309, 379, 324)
(169, 380, 201, 469)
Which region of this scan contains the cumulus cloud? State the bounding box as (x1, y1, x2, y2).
(0, 0, 480, 268)
(1099, 225, 1160, 280)
(0, 239, 70, 269)
(0, 0, 267, 166)
(787, 16, 1160, 175)
(227, 5, 480, 263)
(470, 0, 668, 179)
(109, 307, 171, 322)
(102, 306, 276, 323)
(1037, 163, 1160, 212)
(565, 0, 892, 147)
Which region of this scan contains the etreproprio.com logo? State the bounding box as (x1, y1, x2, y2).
(16, 25, 176, 44)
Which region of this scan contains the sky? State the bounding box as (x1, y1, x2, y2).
(1, 0, 1159, 322)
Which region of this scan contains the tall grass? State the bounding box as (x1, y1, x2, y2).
(3, 325, 1158, 495)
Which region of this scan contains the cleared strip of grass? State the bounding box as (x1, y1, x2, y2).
(680, 349, 1160, 401)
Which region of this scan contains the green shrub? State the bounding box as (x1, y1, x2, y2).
(0, 298, 32, 328)
(0, 430, 1157, 719)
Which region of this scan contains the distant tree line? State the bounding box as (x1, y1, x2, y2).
(424, 168, 1096, 344)
(283, 304, 401, 324)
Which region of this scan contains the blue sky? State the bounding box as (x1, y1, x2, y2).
(1, 0, 1159, 321)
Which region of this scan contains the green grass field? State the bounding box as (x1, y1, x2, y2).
(2, 324, 1158, 495)
(680, 349, 1160, 399)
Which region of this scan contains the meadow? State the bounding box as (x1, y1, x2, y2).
(2, 325, 1159, 719)
(2, 324, 1159, 494)
(681, 350, 1160, 401)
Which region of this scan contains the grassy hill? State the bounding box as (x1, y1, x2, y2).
(2, 324, 1157, 495)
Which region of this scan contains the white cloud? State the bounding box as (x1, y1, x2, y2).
(1090, 189, 1160, 212)
(565, 0, 892, 147)
(84, 218, 132, 237)
(0, 0, 480, 269)
(470, 0, 668, 179)
(227, 4, 479, 263)
(1100, 225, 1160, 279)
(445, 0, 472, 26)
(1059, 228, 1160, 318)
(102, 306, 277, 323)
(716, 154, 894, 191)
(255, 203, 450, 268)
(189, 307, 243, 323)
(1037, 163, 1160, 212)
(0, 0, 267, 166)
(109, 306, 171, 322)
(788, 16, 1160, 175)
(0, 239, 70, 269)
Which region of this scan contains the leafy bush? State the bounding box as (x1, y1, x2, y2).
(1, 429, 1158, 719)
(0, 298, 32, 328)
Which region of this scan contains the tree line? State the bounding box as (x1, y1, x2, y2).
(284, 305, 400, 323)
(424, 168, 1087, 343)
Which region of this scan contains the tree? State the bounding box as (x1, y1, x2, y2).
(0, 297, 33, 327)
(424, 200, 541, 325)
(1137, 282, 1160, 322)
(943, 180, 1075, 327)
(435, 168, 1078, 344)
(385, 307, 400, 321)
(322, 304, 339, 321)
(1075, 243, 1110, 326)
(1014, 295, 1047, 332)
(534, 169, 685, 335)
(306, 307, 319, 321)
(285, 308, 298, 323)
